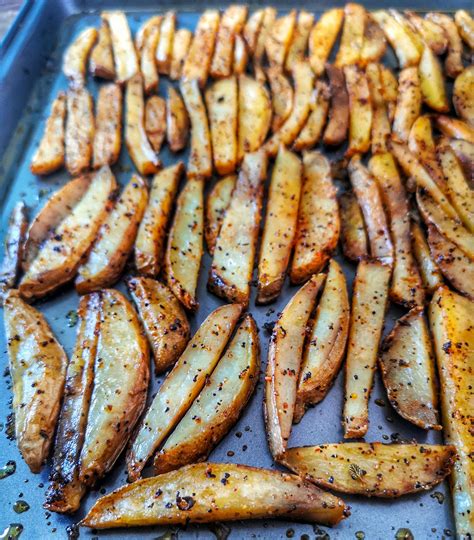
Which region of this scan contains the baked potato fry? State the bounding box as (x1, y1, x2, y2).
(293, 81, 329, 151)
(169, 28, 192, 80)
(411, 221, 443, 294)
(283, 443, 456, 498)
(425, 13, 463, 79)
(429, 287, 474, 538)
(392, 67, 421, 143)
(4, 290, 68, 473)
(294, 260, 349, 423)
(308, 8, 344, 76)
(135, 163, 183, 277)
(89, 23, 115, 80)
(257, 146, 302, 303)
(156, 11, 176, 75)
(154, 314, 259, 474)
(140, 21, 161, 94)
(164, 177, 203, 311)
(76, 175, 148, 294)
(365, 63, 390, 155)
(290, 151, 339, 284)
(379, 64, 398, 121)
(323, 65, 349, 147)
(144, 96, 166, 153)
(344, 65, 373, 156)
(166, 86, 189, 152)
(127, 303, 242, 481)
(82, 462, 348, 529)
(63, 27, 97, 88)
(285, 10, 314, 71)
(266, 66, 294, 134)
(339, 192, 368, 261)
(134, 15, 162, 56)
(265, 10, 296, 67)
(265, 274, 325, 459)
(388, 10, 424, 54)
(343, 260, 391, 438)
(446, 138, 474, 181)
(92, 83, 122, 169)
(419, 45, 448, 112)
(454, 66, 474, 126)
(455, 9, 474, 49)
(128, 277, 190, 374)
(205, 174, 235, 255)
(65, 87, 94, 176)
(233, 34, 248, 74)
(335, 3, 366, 67)
(253, 7, 277, 83)
(435, 115, 474, 145)
(360, 16, 387, 66)
(404, 11, 447, 55)
(243, 9, 264, 55)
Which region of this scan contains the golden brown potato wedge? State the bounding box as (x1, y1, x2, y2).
(243, 9, 264, 55)
(308, 8, 344, 76)
(290, 151, 339, 284)
(435, 115, 474, 145)
(205, 76, 238, 176)
(426, 13, 463, 79)
(4, 290, 68, 473)
(164, 177, 204, 311)
(339, 192, 368, 261)
(360, 16, 387, 66)
(134, 16, 162, 57)
(293, 81, 330, 151)
(169, 28, 192, 80)
(265, 10, 296, 67)
(89, 23, 115, 80)
(180, 79, 213, 179)
(127, 303, 242, 481)
(283, 443, 456, 498)
(429, 287, 474, 538)
(156, 11, 176, 75)
(454, 66, 474, 126)
(135, 163, 183, 277)
(365, 63, 390, 155)
(445, 138, 474, 181)
(128, 277, 190, 374)
(154, 314, 259, 474)
(166, 86, 189, 152)
(404, 11, 447, 55)
(30, 91, 66, 176)
(209, 151, 267, 307)
(265, 273, 325, 459)
(63, 27, 97, 87)
(344, 65, 373, 156)
(392, 67, 421, 143)
(388, 9, 424, 54)
(19, 167, 117, 300)
(144, 95, 166, 153)
(205, 175, 235, 255)
(285, 10, 314, 71)
(65, 87, 94, 176)
(233, 33, 248, 74)
(182, 10, 220, 88)
(343, 260, 391, 438)
(323, 64, 349, 147)
(379, 64, 398, 121)
(266, 66, 294, 134)
(257, 146, 302, 303)
(419, 45, 449, 112)
(76, 175, 148, 293)
(82, 462, 348, 529)
(455, 9, 474, 49)
(380, 307, 440, 429)
(253, 7, 277, 83)
(294, 260, 349, 422)
(335, 3, 366, 67)
(411, 221, 443, 294)
(140, 21, 161, 94)
(92, 83, 122, 169)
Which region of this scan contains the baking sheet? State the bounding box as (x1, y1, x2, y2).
(0, 2, 467, 538)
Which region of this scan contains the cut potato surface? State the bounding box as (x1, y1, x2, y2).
(204, 174, 235, 255)
(308, 8, 344, 76)
(92, 83, 122, 169)
(102, 11, 138, 83)
(411, 221, 443, 295)
(339, 192, 368, 261)
(89, 23, 115, 80)
(144, 95, 166, 153)
(65, 87, 94, 176)
(323, 64, 349, 147)
(63, 27, 98, 87)
(166, 86, 189, 152)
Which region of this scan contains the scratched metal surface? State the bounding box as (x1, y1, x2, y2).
(0, 1, 468, 539)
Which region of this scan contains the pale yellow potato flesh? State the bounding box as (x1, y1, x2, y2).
(205, 174, 235, 255)
(285, 10, 314, 71)
(266, 66, 294, 133)
(379, 63, 398, 121)
(140, 22, 160, 94)
(392, 67, 421, 143)
(156, 11, 176, 75)
(169, 28, 192, 80)
(455, 9, 474, 49)
(294, 81, 329, 151)
(4, 290, 68, 473)
(65, 87, 94, 176)
(233, 34, 248, 74)
(344, 65, 373, 156)
(445, 138, 474, 180)
(102, 11, 138, 83)
(134, 15, 162, 56)
(426, 13, 463, 79)
(308, 8, 344, 76)
(257, 146, 302, 303)
(126, 304, 242, 481)
(411, 221, 443, 294)
(365, 63, 390, 155)
(323, 64, 349, 146)
(264, 10, 296, 67)
(243, 9, 264, 54)
(404, 11, 447, 55)
(360, 16, 387, 66)
(339, 191, 368, 261)
(144, 95, 166, 153)
(335, 3, 366, 67)
(343, 260, 391, 438)
(388, 9, 424, 54)
(435, 115, 474, 145)
(63, 27, 97, 87)
(253, 7, 277, 83)
(92, 83, 122, 169)
(265, 274, 326, 459)
(419, 45, 449, 113)
(166, 86, 189, 152)
(454, 66, 474, 126)
(89, 23, 115, 79)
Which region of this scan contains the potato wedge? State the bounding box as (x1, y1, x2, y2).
(429, 287, 474, 538)
(257, 146, 302, 303)
(233, 34, 248, 74)
(180, 79, 212, 179)
(283, 443, 456, 497)
(380, 307, 440, 429)
(343, 260, 391, 438)
(182, 10, 220, 88)
(290, 152, 339, 284)
(265, 273, 326, 459)
(339, 192, 368, 261)
(369, 152, 424, 307)
(205, 76, 238, 176)
(209, 151, 267, 306)
(164, 177, 204, 311)
(419, 45, 449, 112)
(128, 277, 190, 374)
(79, 290, 149, 486)
(65, 87, 94, 176)
(134, 15, 162, 56)
(293, 81, 330, 151)
(323, 64, 349, 147)
(92, 83, 122, 169)
(154, 314, 259, 473)
(166, 86, 189, 152)
(82, 462, 348, 529)
(30, 91, 66, 176)
(411, 221, 443, 294)
(265, 10, 296, 67)
(140, 21, 160, 94)
(76, 175, 148, 294)
(335, 3, 366, 67)
(102, 11, 138, 84)
(253, 7, 277, 83)
(156, 11, 176, 75)
(243, 9, 264, 55)
(135, 163, 183, 277)
(4, 290, 68, 473)
(204, 176, 235, 257)
(446, 138, 474, 181)
(379, 64, 398, 121)
(392, 67, 421, 143)
(294, 260, 349, 423)
(266, 66, 294, 134)
(169, 28, 192, 80)
(388, 9, 424, 54)
(127, 303, 242, 481)
(344, 65, 372, 156)
(237, 74, 271, 161)
(63, 27, 97, 88)
(455, 9, 474, 49)
(365, 63, 390, 155)
(144, 95, 166, 153)
(426, 13, 463, 79)
(125, 74, 160, 176)
(308, 8, 344, 76)
(19, 167, 117, 300)
(285, 11, 314, 71)
(89, 23, 115, 80)
(404, 12, 447, 55)
(210, 5, 248, 78)
(44, 294, 100, 513)
(435, 115, 474, 145)
(454, 66, 474, 126)
(360, 16, 387, 66)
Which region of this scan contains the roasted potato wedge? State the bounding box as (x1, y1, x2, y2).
(344, 65, 373, 156)
(285, 10, 314, 71)
(89, 23, 115, 80)
(283, 443, 456, 498)
(169, 28, 192, 80)
(404, 11, 447, 55)
(294, 260, 349, 423)
(435, 115, 474, 145)
(166, 86, 189, 152)
(135, 163, 183, 277)
(63, 27, 97, 88)
(4, 290, 68, 473)
(127, 303, 242, 481)
(76, 175, 148, 294)
(392, 67, 421, 143)
(92, 83, 122, 169)
(429, 287, 474, 538)
(82, 462, 348, 529)
(290, 151, 339, 284)
(257, 146, 302, 303)
(388, 9, 424, 54)
(156, 11, 176, 75)
(243, 9, 264, 55)
(265, 274, 326, 459)
(445, 138, 474, 181)
(323, 64, 349, 147)
(339, 192, 368, 261)
(380, 307, 440, 429)
(205, 174, 235, 255)
(140, 21, 161, 94)
(455, 9, 474, 49)
(102, 11, 139, 83)
(419, 45, 449, 112)
(379, 64, 398, 121)
(426, 13, 463, 79)
(128, 277, 190, 374)
(233, 33, 248, 74)
(265, 10, 296, 67)
(343, 260, 391, 438)
(294, 81, 329, 151)
(360, 16, 387, 66)
(154, 314, 259, 473)
(266, 66, 294, 134)
(65, 87, 94, 176)
(164, 177, 204, 311)
(335, 3, 366, 67)
(366, 63, 391, 155)
(144, 95, 166, 153)
(308, 8, 344, 76)
(411, 221, 443, 294)
(454, 66, 474, 126)
(134, 15, 162, 57)
(253, 7, 277, 83)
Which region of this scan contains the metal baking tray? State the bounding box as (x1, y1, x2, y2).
(0, 1, 469, 538)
